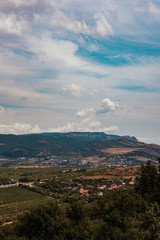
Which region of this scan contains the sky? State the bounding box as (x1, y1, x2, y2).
(0, 0, 160, 144)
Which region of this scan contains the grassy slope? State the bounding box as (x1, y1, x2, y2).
(0, 186, 45, 205)
(0, 186, 49, 223)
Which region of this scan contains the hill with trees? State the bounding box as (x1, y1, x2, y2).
(0, 133, 160, 166)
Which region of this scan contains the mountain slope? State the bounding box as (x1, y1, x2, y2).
(0, 134, 87, 157)
(0, 133, 159, 166)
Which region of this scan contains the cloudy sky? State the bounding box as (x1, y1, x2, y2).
(0, 0, 160, 144)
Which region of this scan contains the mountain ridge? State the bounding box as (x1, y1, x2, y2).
(24, 132, 138, 141)
(0, 132, 159, 167)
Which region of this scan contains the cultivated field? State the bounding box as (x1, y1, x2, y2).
(0, 186, 51, 223)
(101, 147, 142, 155)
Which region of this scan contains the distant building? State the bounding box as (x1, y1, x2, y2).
(109, 183, 119, 190)
(129, 178, 135, 185)
(80, 189, 88, 195)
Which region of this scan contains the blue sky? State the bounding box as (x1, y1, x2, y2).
(0, 0, 160, 144)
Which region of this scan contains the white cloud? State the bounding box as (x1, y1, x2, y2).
(94, 13, 114, 37)
(0, 123, 41, 135)
(75, 97, 119, 129)
(48, 102, 119, 133)
(48, 119, 118, 133)
(24, 34, 101, 73)
(51, 9, 89, 34)
(96, 125, 119, 132)
(50, 8, 114, 37)
(0, 0, 50, 15)
(25, 35, 84, 69)
(10, 0, 39, 7)
(133, 2, 160, 15)
(148, 2, 160, 14)
(0, 115, 118, 134)
(87, 44, 99, 52)
(0, 106, 5, 114)
(62, 83, 86, 97)
(96, 98, 119, 114)
(0, 14, 29, 36)
(70, 98, 119, 133)
(0, 31, 159, 112)
(0, 0, 38, 8)
(0, 0, 114, 38)
(62, 83, 96, 97)
(0, 0, 51, 37)
(0, 0, 114, 39)
(89, 120, 101, 128)
(76, 108, 95, 118)
(48, 122, 76, 133)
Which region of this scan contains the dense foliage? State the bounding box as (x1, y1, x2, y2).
(1, 162, 160, 239)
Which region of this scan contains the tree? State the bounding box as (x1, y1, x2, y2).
(66, 202, 84, 224)
(135, 161, 159, 202)
(17, 201, 68, 240)
(139, 203, 160, 240)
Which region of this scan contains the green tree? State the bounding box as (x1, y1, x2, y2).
(66, 202, 84, 224)
(139, 202, 160, 240)
(16, 201, 68, 240)
(135, 161, 158, 202)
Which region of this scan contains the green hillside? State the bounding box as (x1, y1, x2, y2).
(0, 133, 159, 166)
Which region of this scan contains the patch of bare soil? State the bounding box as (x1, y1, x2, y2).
(101, 148, 143, 155)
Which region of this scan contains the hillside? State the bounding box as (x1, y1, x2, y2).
(0, 133, 159, 167)
(0, 134, 86, 157)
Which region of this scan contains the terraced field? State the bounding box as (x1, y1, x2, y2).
(0, 186, 49, 223)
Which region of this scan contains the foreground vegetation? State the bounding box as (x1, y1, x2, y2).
(0, 162, 160, 239)
(0, 166, 137, 223)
